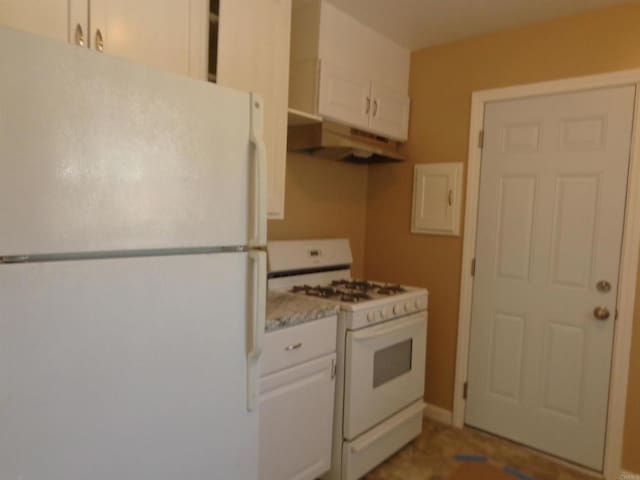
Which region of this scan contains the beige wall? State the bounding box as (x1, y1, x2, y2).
(268, 153, 369, 277)
(363, 3, 640, 472)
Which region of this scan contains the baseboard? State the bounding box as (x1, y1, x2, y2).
(423, 403, 453, 425)
(621, 471, 640, 480)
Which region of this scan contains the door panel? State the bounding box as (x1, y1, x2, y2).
(90, 0, 208, 79)
(217, 0, 292, 219)
(259, 354, 335, 480)
(318, 60, 371, 130)
(0, 27, 252, 256)
(0, 253, 258, 480)
(369, 82, 410, 141)
(466, 86, 635, 470)
(0, 0, 71, 43)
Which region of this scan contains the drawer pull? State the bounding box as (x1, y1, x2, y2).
(285, 342, 302, 351)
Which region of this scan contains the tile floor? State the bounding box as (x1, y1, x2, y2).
(364, 418, 599, 480)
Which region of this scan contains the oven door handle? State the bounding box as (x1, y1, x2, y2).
(350, 314, 425, 341)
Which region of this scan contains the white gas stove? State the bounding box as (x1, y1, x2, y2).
(268, 239, 428, 480)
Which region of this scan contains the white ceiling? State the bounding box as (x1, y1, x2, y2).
(324, 0, 635, 51)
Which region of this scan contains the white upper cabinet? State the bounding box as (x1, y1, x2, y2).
(217, 0, 292, 219)
(318, 61, 370, 130)
(0, 0, 208, 80)
(0, 0, 80, 43)
(0, 0, 290, 219)
(289, 0, 411, 141)
(89, 0, 208, 79)
(369, 82, 411, 141)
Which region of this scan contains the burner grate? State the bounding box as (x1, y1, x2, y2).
(290, 279, 407, 301)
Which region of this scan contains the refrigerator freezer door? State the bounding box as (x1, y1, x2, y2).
(0, 27, 263, 256)
(0, 253, 258, 480)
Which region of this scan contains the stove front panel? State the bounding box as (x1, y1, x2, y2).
(343, 312, 427, 440)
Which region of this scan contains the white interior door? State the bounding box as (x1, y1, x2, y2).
(0, 252, 258, 480)
(466, 86, 635, 470)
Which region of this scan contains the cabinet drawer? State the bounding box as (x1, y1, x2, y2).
(262, 315, 337, 376)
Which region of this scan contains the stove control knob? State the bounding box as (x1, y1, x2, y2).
(405, 301, 413, 313)
(367, 311, 376, 323)
(393, 304, 404, 315)
(381, 307, 390, 319)
(415, 298, 427, 310)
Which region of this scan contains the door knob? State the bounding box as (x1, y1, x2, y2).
(593, 306, 610, 321)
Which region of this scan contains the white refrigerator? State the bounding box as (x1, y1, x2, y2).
(0, 27, 266, 479)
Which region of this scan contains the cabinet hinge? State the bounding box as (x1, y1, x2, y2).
(463, 381, 468, 400)
(615, 308, 619, 321)
(471, 258, 476, 277)
(478, 130, 484, 149)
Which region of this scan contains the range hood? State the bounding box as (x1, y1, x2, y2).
(287, 120, 406, 164)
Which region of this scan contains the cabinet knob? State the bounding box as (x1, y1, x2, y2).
(373, 99, 378, 117)
(95, 29, 104, 52)
(74, 24, 84, 47)
(365, 97, 371, 114)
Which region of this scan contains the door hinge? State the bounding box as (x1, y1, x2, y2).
(478, 130, 484, 149)
(463, 381, 468, 400)
(471, 258, 476, 277)
(331, 358, 337, 380)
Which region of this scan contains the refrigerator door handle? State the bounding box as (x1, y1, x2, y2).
(249, 93, 267, 248)
(247, 250, 266, 411)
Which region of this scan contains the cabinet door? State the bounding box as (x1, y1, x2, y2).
(0, 0, 85, 44)
(370, 82, 410, 140)
(89, 0, 208, 79)
(217, 0, 292, 219)
(318, 60, 371, 131)
(259, 354, 336, 480)
(411, 163, 463, 236)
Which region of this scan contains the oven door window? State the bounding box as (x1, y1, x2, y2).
(373, 339, 413, 388)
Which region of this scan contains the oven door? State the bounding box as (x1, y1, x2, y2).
(343, 312, 427, 440)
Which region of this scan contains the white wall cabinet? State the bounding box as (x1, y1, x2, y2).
(0, 0, 208, 79)
(289, 0, 411, 141)
(369, 82, 411, 141)
(412, 163, 463, 236)
(0, 0, 85, 44)
(318, 62, 410, 141)
(318, 61, 371, 131)
(89, 0, 208, 79)
(259, 315, 338, 480)
(217, 0, 292, 219)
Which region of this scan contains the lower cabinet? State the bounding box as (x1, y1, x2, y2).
(259, 353, 336, 480)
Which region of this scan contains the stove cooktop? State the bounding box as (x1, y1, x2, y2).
(290, 279, 408, 303)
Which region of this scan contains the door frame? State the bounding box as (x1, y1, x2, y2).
(454, 69, 640, 480)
